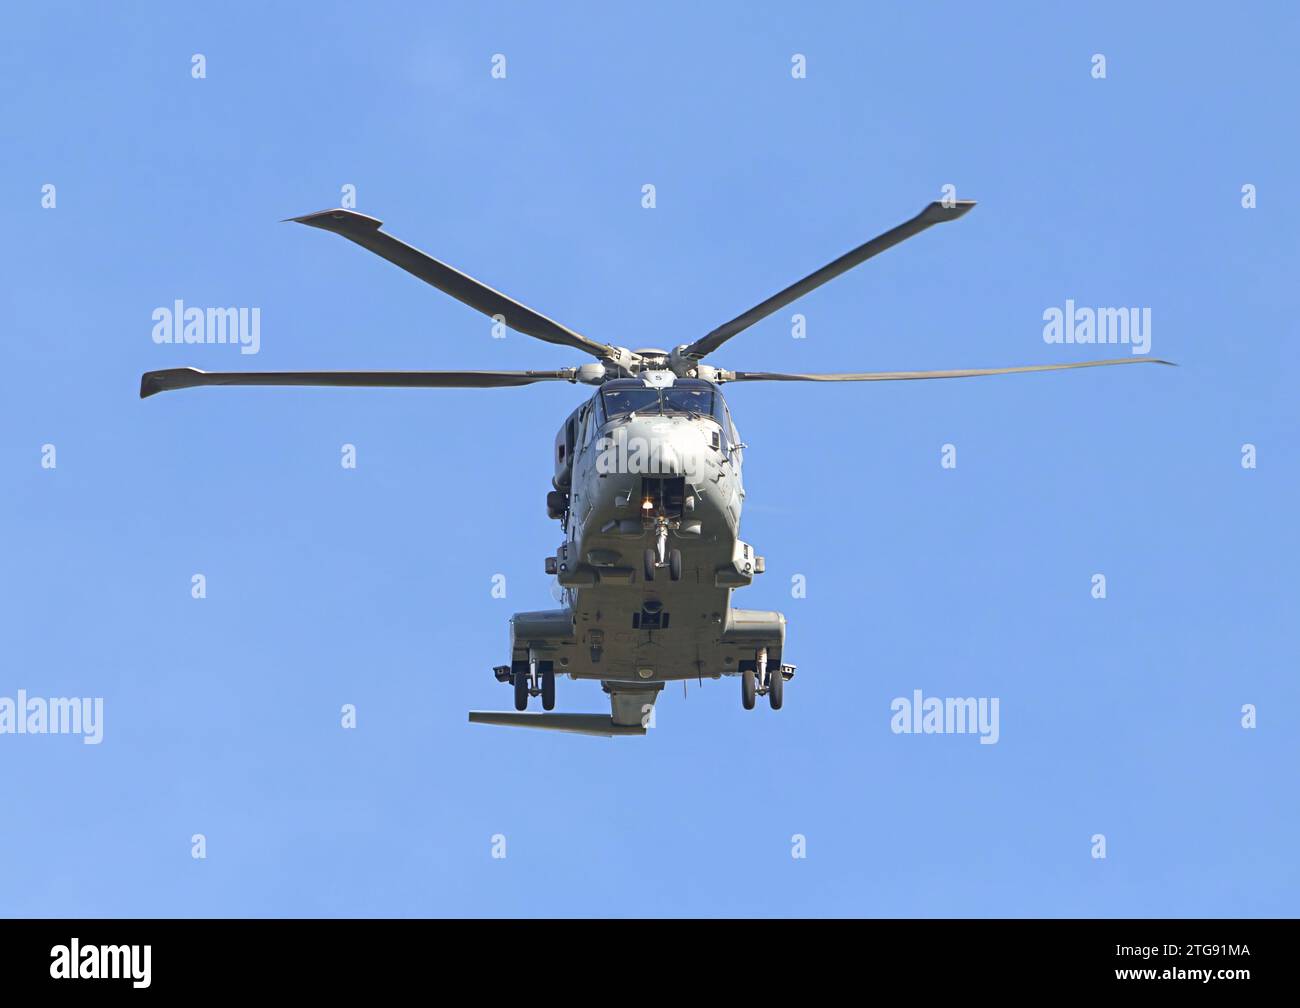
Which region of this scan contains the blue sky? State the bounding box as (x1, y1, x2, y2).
(2, 2, 1296, 917)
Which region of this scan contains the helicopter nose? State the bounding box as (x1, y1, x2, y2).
(609, 418, 710, 479)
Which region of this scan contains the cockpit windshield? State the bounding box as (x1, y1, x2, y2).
(661, 386, 714, 416)
(600, 379, 721, 421)
(600, 387, 662, 418)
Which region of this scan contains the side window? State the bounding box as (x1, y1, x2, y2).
(720, 403, 736, 452)
(576, 406, 591, 456)
(560, 412, 578, 468)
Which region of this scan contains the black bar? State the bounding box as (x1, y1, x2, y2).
(0, 919, 1280, 993)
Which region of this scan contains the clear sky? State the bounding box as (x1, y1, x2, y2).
(2, 2, 1296, 918)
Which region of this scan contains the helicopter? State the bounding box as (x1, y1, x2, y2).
(140, 200, 1172, 736)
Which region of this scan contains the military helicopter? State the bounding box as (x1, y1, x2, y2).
(141, 200, 1171, 736)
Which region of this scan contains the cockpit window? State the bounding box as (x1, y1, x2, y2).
(661, 386, 714, 416)
(599, 379, 727, 423)
(601, 387, 662, 418)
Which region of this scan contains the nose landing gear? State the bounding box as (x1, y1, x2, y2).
(739, 647, 793, 711)
(643, 516, 683, 582)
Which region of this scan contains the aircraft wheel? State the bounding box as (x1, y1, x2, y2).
(741, 668, 756, 710)
(669, 549, 682, 582)
(514, 669, 529, 711)
(768, 665, 784, 710)
(643, 549, 656, 582)
(541, 666, 556, 711)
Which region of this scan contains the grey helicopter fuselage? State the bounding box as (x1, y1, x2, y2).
(503, 367, 787, 729)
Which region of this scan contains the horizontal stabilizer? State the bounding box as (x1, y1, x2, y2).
(468, 711, 646, 737)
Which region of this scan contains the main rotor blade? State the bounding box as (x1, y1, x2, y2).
(724, 358, 1175, 383)
(683, 200, 977, 360)
(140, 367, 576, 398)
(289, 209, 611, 359)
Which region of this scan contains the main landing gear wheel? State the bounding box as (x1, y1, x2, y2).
(644, 548, 657, 582)
(513, 669, 529, 711)
(768, 664, 784, 710)
(541, 666, 556, 711)
(741, 668, 756, 710)
(669, 548, 682, 582)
